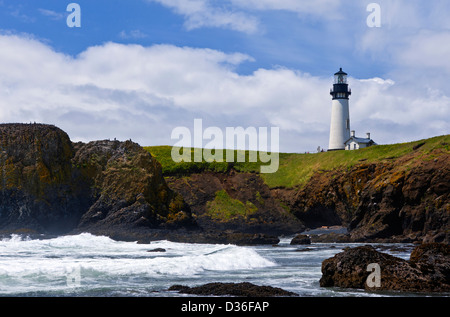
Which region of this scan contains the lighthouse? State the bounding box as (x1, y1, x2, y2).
(328, 68, 351, 151)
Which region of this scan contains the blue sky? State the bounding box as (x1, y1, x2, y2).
(0, 0, 449, 152)
(0, 0, 375, 75)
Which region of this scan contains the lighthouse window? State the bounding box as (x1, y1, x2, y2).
(346, 119, 350, 129)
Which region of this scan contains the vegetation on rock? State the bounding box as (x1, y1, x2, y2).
(146, 135, 449, 243)
(0, 124, 194, 236)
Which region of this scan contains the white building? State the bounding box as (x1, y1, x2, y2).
(344, 131, 377, 150)
(328, 68, 376, 151)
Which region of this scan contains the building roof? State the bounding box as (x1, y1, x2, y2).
(334, 68, 347, 76)
(344, 136, 377, 145)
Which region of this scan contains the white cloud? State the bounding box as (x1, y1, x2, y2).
(148, 0, 259, 34)
(38, 8, 64, 20)
(118, 30, 148, 39)
(147, 0, 346, 34)
(349, 76, 450, 145)
(230, 0, 343, 19)
(0, 33, 448, 153)
(399, 30, 450, 72)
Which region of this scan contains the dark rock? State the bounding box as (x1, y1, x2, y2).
(147, 248, 166, 252)
(310, 233, 353, 243)
(295, 248, 314, 252)
(412, 142, 426, 151)
(0, 124, 91, 234)
(169, 282, 298, 297)
(175, 231, 280, 246)
(409, 243, 450, 287)
(290, 234, 311, 245)
(73, 139, 195, 233)
(320, 243, 450, 292)
(0, 124, 195, 237)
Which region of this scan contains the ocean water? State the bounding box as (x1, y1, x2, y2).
(0, 233, 425, 297)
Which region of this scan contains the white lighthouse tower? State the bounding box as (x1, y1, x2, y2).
(328, 68, 351, 151)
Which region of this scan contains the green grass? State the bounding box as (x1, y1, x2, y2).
(262, 135, 449, 188)
(144, 146, 267, 175)
(144, 134, 450, 189)
(205, 189, 258, 221)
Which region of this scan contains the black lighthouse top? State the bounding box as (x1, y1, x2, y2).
(331, 68, 351, 100)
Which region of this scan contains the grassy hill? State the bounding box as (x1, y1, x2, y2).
(144, 134, 450, 189)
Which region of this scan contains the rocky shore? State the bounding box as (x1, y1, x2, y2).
(0, 123, 449, 247)
(0, 123, 284, 245)
(320, 242, 450, 293)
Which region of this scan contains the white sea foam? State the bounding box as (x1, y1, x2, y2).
(0, 233, 277, 294)
(0, 233, 414, 296)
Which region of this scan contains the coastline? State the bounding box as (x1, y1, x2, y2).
(1, 231, 448, 297)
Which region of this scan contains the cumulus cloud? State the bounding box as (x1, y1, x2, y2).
(0, 33, 448, 153)
(398, 30, 450, 72)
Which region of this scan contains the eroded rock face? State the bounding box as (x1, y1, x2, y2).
(279, 149, 450, 243)
(0, 124, 194, 236)
(348, 156, 450, 243)
(165, 170, 305, 236)
(73, 140, 194, 234)
(2, 123, 448, 245)
(320, 243, 450, 292)
(0, 124, 89, 233)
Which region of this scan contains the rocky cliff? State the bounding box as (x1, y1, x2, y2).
(0, 124, 87, 233)
(149, 136, 449, 244)
(275, 143, 449, 243)
(1, 124, 448, 244)
(0, 124, 193, 238)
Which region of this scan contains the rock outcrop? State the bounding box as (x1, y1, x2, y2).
(320, 243, 450, 292)
(0, 124, 89, 233)
(72, 139, 194, 235)
(277, 146, 450, 243)
(0, 124, 281, 244)
(290, 234, 311, 245)
(0, 124, 194, 238)
(169, 282, 298, 297)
